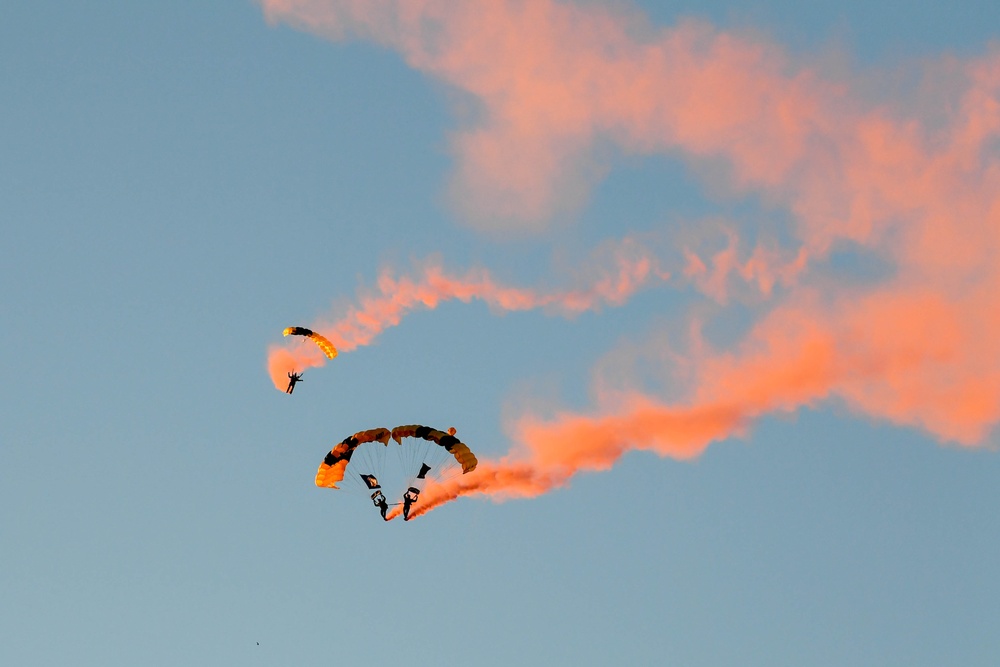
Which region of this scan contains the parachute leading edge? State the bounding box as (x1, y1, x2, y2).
(283, 326, 338, 359)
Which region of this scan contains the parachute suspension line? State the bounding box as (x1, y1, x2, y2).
(393, 436, 407, 485)
(335, 437, 388, 496)
(415, 436, 427, 475)
(362, 440, 387, 492)
(412, 440, 424, 493)
(352, 444, 370, 493)
(403, 435, 421, 496)
(395, 434, 417, 505)
(408, 436, 424, 485)
(346, 442, 372, 494)
(417, 437, 432, 480)
(439, 450, 463, 479)
(401, 434, 412, 479)
(346, 444, 368, 494)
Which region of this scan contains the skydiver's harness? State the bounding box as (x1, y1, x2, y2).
(371, 490, 387, 506)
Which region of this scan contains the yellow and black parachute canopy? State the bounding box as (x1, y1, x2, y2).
(283, 326, 338, 359)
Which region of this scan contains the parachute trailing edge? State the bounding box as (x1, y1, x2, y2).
(283, 326, 338, 359)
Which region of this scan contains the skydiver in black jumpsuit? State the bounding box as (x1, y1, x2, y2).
(371, 490, 389, 520)
(402, 487, 420, 521)
(286, 372, 303, 394)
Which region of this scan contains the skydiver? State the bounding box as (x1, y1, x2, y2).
(286, 371, 303, 394)
(402, 486, 420, 521)
(371, 490, 389, 520)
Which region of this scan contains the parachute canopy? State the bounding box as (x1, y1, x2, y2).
(315, 424, 478, 520)
(283, 326, 338, 359)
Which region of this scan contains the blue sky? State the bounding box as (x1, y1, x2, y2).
(3, 1, 999, 664)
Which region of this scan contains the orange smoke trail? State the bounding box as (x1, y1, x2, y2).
(404, 396, 746, 519)
(407, 280, 1000, 518)
(403, 253, 1000, 520)
(389, 460, 569, 521)
(683, 231, 810, 304)
(268, 249, 670, 389)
